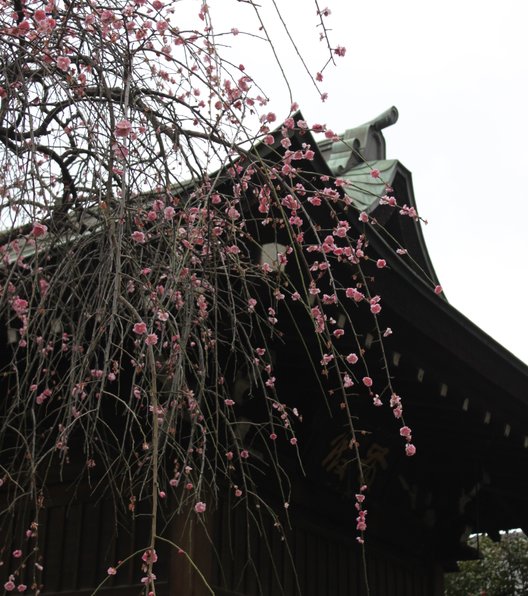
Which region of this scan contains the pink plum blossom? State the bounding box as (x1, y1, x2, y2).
(400, 426, 412, 438)
(194, 501, 207, 513)
(133, 322, 147, 334)
(140, 573, 156, 584)
(405, 444, 416, 457)
(141, 549, 158, 563)
(31, 222, 47, 238)
(362, 376, 373, 387)
(343, 374, 354, 388)
(145, 333, 158, 346)
(115, 119, 133, 138)
(156, 20, 168, 34)
(17, 20, 30, 35)
(320, 353, 334, 365)
(56, 56, 71, 72)
(163, 206, 175, 220)
(346, 288, 364, 302)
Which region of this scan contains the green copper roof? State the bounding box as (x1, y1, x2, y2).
(341, 159, 399, 212)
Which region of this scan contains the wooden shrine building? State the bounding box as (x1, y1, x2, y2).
(1, 108, 528, 595)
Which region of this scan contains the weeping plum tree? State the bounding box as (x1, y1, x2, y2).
(0, 0, 423, 593)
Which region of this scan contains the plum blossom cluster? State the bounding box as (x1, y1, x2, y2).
(3, 576, 27, 592)
(0, 0, 439, 591)
(139, 549, 158, 593)
(0, 112, 425, 591)
(400, 425, 416, 457)
(355, 485, 368, 544)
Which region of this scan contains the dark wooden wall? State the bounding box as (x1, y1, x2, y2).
(208, 497, 443, 596)
(2, 486, 443, 596)
(0, 487, 168, 596)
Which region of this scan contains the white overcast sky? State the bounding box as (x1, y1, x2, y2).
(209, 0, 528, 364)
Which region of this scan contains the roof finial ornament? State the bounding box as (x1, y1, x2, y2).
(362, 106, 399, 132)
(326, 106, 399, 174)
